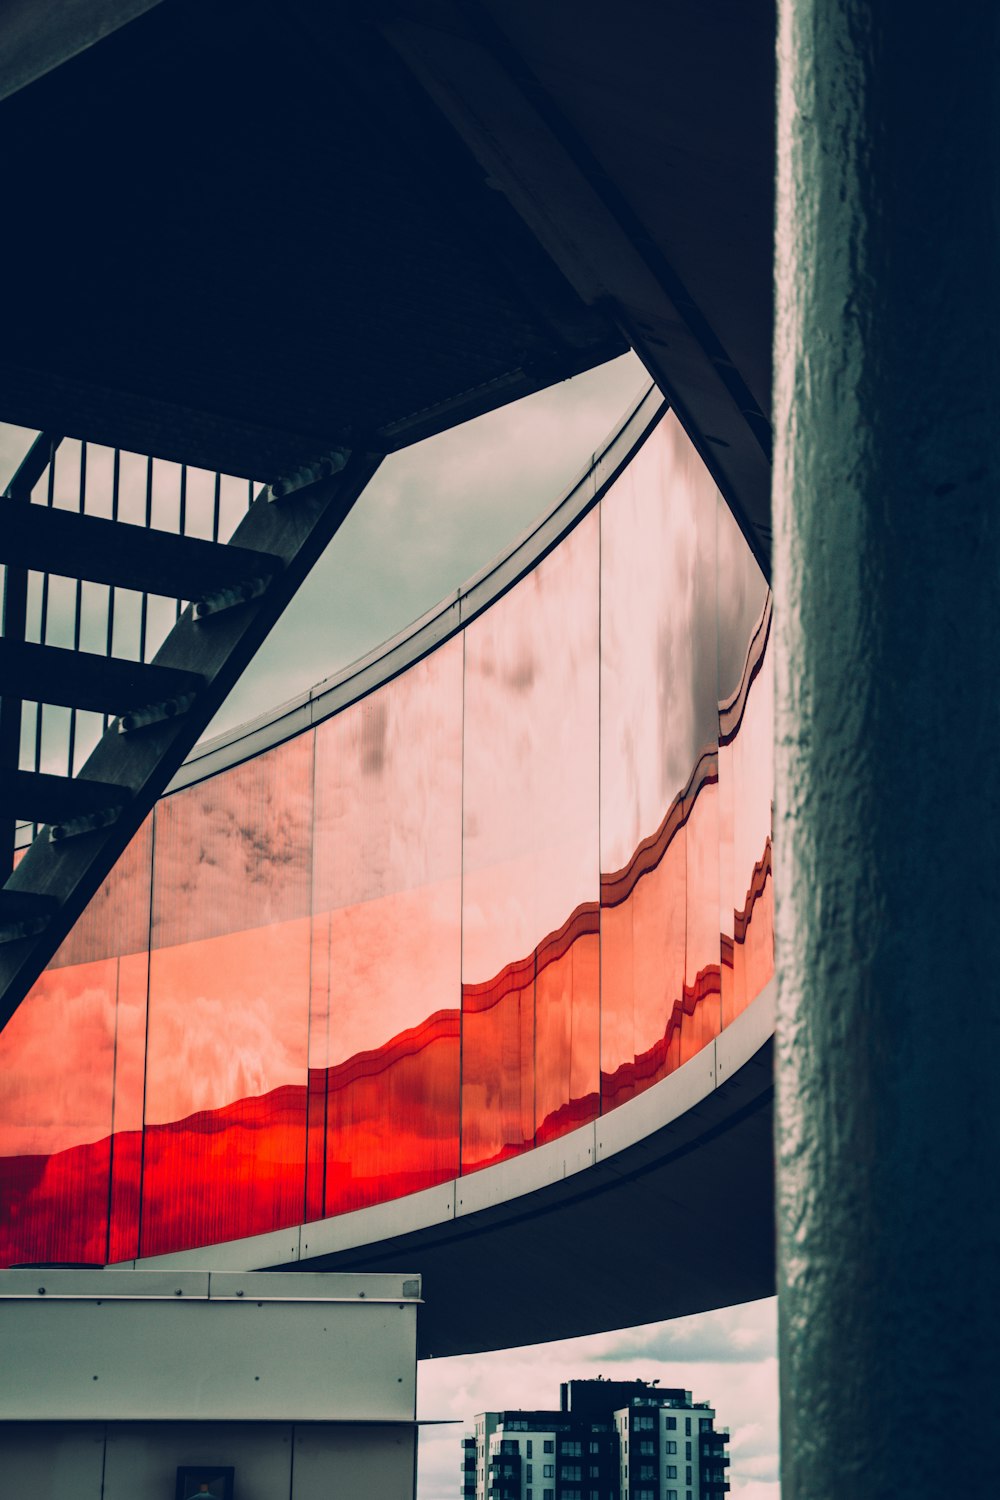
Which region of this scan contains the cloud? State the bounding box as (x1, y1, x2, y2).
(207, 353, 646, 737)
(416, 1299, 779, 1500)
(593, 1301, 777, 1364)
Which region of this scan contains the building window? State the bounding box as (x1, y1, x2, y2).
(666, 1465, 677, 1479)
(639, 1440, 654, 1456)
(589, 1441, 600, 1454)
(666, 1442, 677, 1455)
(640, 1465, 655, 1479)
(544, 1492, 554, 1500)
(699, 1419, 712, 1433)
(686, 1467, 693, 1484)
(560, 1465, 582, 1482)
(562, 1441, 582, 1457)
(527, 1441, 533, 1458)
(685, 1418, 692, 1435)
(686, 1441, 692, 1459)
(544, 1442, 554, 1455)
(588, 1466, 599, 1479)
(666, 1492, 678, 1500)
(666, 1417, 677, 1431)
(527, 1465, 533, 1482)
(543, 1465, 554, 1479)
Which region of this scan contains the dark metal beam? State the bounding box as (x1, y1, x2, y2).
(0, 890, 56, 924)
(0, 500, 282, 599)
(0, 638, 203, 715)
(0, 769, 127, 824)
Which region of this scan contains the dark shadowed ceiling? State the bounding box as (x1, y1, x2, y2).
(0, 0, 775, 569)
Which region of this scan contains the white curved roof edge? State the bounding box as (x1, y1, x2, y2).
(123, 975, 774, 1278)
(169, 383, 664, 794)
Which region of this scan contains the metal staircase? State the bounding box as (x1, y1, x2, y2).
(0, 431, 381, 1026)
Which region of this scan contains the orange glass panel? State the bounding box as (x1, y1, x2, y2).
(141, 737, 314, 1256)
(717, 495, 774, 1026)
(600, 412, 721, 1105)
(462, 959, 535, 1169)
(535, 916, 600, 1145)
(313, 639, 463, 1216)
(0, 818, 153, 1266)
(305, 912, 331, 1224)
(0, 958, 116, 1266)
(106, 950, 149, 1264)
(462, 514, 600, 1168)
(724, 633, 775, 1022)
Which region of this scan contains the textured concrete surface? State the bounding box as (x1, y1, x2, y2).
(773, 4, 1000, 1495)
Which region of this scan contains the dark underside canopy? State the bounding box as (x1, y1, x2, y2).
(0, 0, 775, 571)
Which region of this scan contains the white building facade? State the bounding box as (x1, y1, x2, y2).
(464, 1380, 730, 1500)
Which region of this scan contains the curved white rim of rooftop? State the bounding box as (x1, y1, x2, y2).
(117, 382, 776, 1354)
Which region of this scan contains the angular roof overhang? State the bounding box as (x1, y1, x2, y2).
(0, 0, 774, 571)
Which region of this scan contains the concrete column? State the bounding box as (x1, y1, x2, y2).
(773, 4, 1000, 1495)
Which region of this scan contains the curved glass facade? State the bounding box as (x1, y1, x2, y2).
(0, 407, 773, 1265)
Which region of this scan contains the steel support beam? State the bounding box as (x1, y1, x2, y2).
(0, 769, 127, 825)
(0, 639, 203, 716)
(0, 500, 281, 599)
(773, 4, 1000, 1496)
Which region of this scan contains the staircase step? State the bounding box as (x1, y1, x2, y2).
(0, 769, 128, 825)
(0, 500, 281, 600)
(0, 639, 203, 715)
(0, 889, 57, 923)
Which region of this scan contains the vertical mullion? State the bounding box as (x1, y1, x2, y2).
(67, 441, 87, 777)
(0, 482, 29, 879)
(176, 464, 187, 623)
(103, 449, 121, 732)
(33, 441, 57, 785)
(139, 455, 153, 663)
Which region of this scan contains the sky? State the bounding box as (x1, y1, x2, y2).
(0, 352, 780, 1497)
(206, 353, 653, 737)
(416, 1299, 779, 1500)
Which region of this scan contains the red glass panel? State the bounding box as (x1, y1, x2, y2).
(717, 495, 774, 1026)
(106, 950, 150, 1264)
(682, 771, 722, 1064)
(462, 514, 600, 1168)
(313, 639, 463, 1216)
(305, 912, 331, 1224)
(721, 628, 775, 1023)
(141, 737, 313, 1256)
(600, 413, 721, 1106)
(0, 958, 116, 1266)
(462, 959, 535, 1169)
(535, 914, 600, 1145)
(0, 818, 152, 1266)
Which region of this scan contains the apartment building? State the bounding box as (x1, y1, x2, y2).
(462, 1378, 730, 1500)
